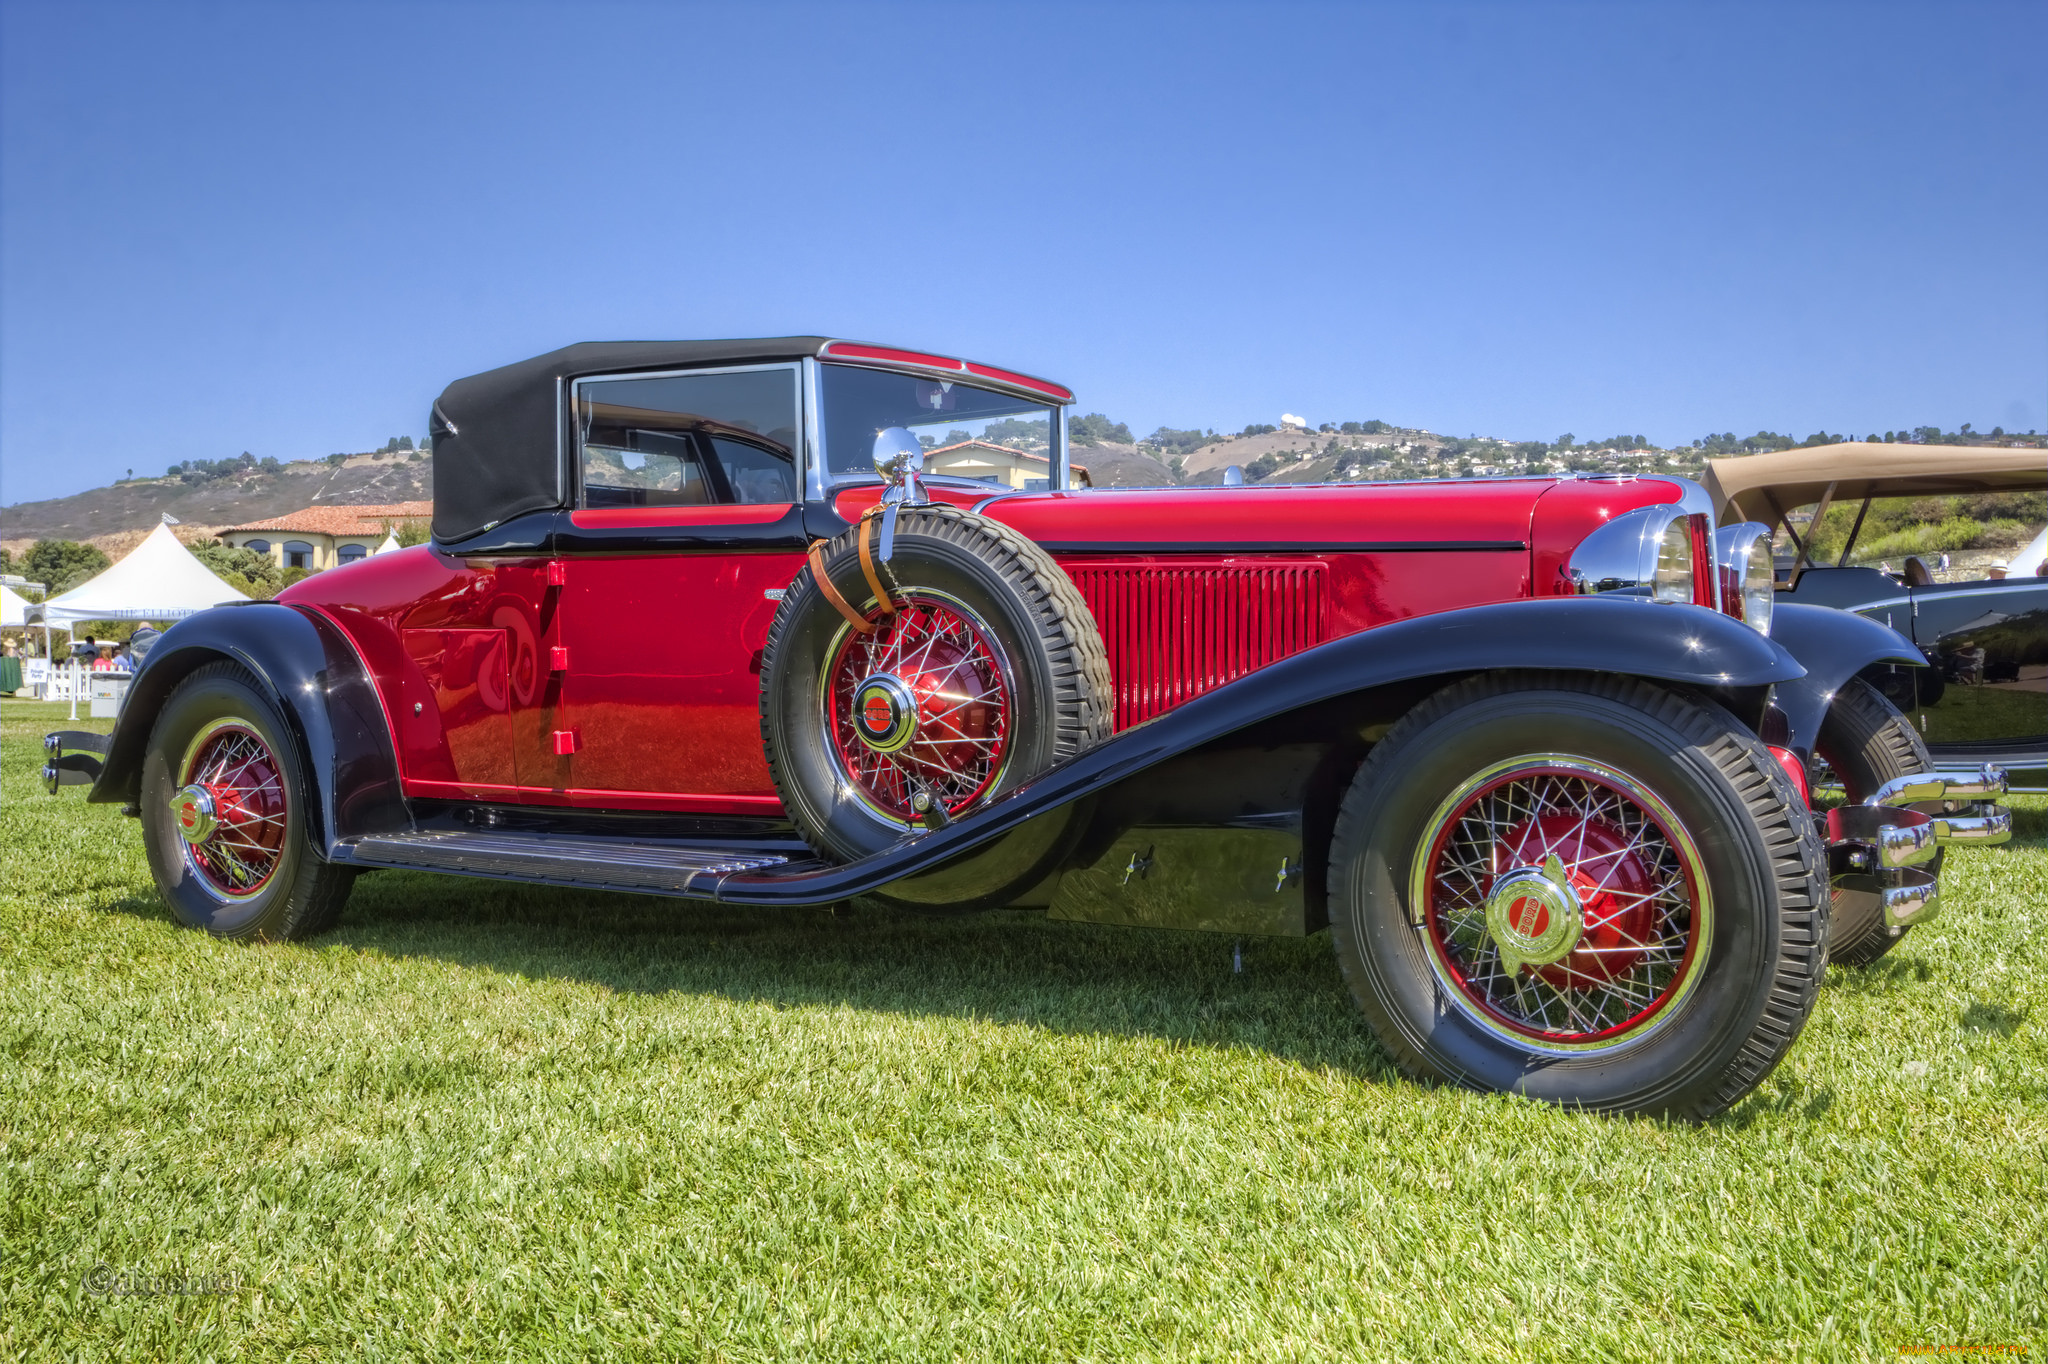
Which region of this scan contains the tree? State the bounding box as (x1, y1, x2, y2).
(260, 456, 281, 473)
(1069, 413, 1134, 447)
(25, 540, 111, 594)
(1145, 427, 1213, 456)
(187, 540, 281, 598)
(326, 453, 349, 466)
(1240, 423, 1277, 436)
(1556, 434, 1575, 450)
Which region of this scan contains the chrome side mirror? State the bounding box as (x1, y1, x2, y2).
(1222, 464, 1245, 486)
(871, 426, 931, 507)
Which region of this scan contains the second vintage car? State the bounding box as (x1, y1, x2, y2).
(46, 339, 2011, 1119)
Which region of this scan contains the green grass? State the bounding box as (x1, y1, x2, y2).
(3, 696, 2044, 1362)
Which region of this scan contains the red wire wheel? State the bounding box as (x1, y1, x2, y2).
(169, 719, 291, 898)
(824, 591, 1013, 824)
(1413, 757, 1711, 1051)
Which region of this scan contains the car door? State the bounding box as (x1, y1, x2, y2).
(546, 364, 809, 812)
(1909, 575, 2048, 762)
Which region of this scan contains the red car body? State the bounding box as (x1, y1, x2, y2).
(279, 473, 1688, 816)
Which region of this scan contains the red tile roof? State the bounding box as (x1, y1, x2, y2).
(220, 501, 433, 537)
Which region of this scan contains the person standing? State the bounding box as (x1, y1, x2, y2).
(0, 638, 22, 696)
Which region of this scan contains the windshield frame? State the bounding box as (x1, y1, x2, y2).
(802, 356, 1073, 501)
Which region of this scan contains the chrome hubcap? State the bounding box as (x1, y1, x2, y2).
(851, 673, 918, 754)
(1483, 853, 1583, 976)
(171, 784, 218, 845)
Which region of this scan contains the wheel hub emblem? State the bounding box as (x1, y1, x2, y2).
(1484, 854, 1584, 976)
(851, 673, 917, 754)
(171, 784, 218, 845)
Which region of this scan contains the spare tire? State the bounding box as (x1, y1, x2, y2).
(759, 503, 1113, 863)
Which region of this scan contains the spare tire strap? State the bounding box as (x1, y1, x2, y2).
(806, 540, 875, 634)
(856, 512, 898, 619)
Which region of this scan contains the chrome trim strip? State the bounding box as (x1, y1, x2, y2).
(816, 355, 1075, 408)
(801, 356, 825, 504)
(1053, 404, 1070, 492)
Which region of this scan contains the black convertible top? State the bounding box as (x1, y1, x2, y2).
(430, 338, 829, 543)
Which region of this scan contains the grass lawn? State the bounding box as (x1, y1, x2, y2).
(3, 695, 2044, 1361)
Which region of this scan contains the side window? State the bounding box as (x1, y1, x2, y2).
(579, 367, 799, 508)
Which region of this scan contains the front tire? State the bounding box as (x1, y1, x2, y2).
(140, 662, 355, 941)
(1328, 673, 1826, 1119)
(1816, 677, 1939, 965)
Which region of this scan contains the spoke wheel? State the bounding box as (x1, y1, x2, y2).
(174, 720, 290, 898)
(1415, 758, 1709, 1052)
(824, 591, 1014, 825)
(142, 662, 355, 940)
(1327, 672, 1827, 1119)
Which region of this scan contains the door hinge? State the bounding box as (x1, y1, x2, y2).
(545, 560, 568, 587)
(552, 729, 580, 755)
(549, 646, 570, 672)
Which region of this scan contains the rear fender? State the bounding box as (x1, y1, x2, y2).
(1765, 602, 1923, 760)
(89, 603, 408, 850)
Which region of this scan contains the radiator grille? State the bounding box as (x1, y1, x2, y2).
(1063, 560, 1329, 730)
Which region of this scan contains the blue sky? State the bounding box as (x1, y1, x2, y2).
(2, 0, 2042, 507)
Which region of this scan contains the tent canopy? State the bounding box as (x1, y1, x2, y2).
(0, 583, 31, 628)
(40, 522, 249, 624)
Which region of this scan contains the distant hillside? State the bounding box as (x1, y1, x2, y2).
(1, 454, 432, 551)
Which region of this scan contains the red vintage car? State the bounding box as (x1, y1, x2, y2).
(45, 339, 2012, 1119)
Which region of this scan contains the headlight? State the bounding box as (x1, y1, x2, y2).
(1714, 522, 1776, 636)
(1651, 519, 1695, 604)
(1567, 505, 1701, 605)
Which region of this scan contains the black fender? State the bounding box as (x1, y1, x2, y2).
(707, 597, 1803, 903)
(89, 602, 408, 851)
(1765, 602, 1923, 761)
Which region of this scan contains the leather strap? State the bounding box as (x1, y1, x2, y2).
(856, 512, 898, 618)
(807, 540, 874, 633)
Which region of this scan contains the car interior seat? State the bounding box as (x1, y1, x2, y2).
(1902, 555, 1934, 586)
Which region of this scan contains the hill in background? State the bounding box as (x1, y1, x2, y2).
(1, 452, 431, 555)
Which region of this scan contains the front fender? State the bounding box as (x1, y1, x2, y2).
(711, 597, 1803, 903)
(1766, 602, 1923, 759)
(90, 602, 408, 851)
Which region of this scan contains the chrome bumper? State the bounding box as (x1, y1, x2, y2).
(1823, 764, 2011, 930)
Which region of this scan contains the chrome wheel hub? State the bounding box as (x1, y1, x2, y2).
(1483, 853, 1583, 976)
(850, 673, 918, 754)
(171, 784, 218, 845)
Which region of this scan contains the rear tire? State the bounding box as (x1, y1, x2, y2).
(140, 662, 355, 941)
(1327, 672, 1826, 1120)
(1816, 677, 1938, 965)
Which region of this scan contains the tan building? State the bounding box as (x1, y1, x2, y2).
(923, 440, 1091, 490)
(218, 501, 432, 571)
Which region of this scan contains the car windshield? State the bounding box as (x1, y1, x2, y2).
(819, 363, 1059, 490)
(1785, 489, 2047, 582)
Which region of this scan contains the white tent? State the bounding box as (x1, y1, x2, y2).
(0, 584, 29, 627)
(2011, 524, 2047, 579)
(373, 530, 402, 556)
(40, 521, 250, 625)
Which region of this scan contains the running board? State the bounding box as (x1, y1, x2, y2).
(341, 830, 814, 897)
